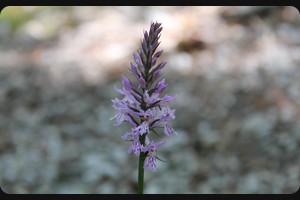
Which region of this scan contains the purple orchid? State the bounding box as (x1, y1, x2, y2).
(110, 21, 176, 172)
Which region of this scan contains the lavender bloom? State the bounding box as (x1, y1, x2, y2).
(111, 21, 176, 172)
(141, 141, 166, 172)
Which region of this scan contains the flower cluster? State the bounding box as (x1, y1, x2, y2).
(110, 22, 176, 172)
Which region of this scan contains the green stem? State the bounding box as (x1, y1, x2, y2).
(138, 152, 145, 194)
(138, 134, 146, 194)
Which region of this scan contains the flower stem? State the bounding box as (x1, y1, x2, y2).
(138, 134, 146, 194)
(138, 152, 145, 194)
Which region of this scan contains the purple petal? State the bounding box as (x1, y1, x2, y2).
(139, 50, 147, 65)
(122, 131, 132, 140)
(150, 23, 155, 35)
(151, 57, 158, 66)
(138, 76, 146, 89)
(148, 92, 160, 105)
(134, 53, 142, 65)
(122, 75, 133, 91)
(148, 140, 166, 151)
(130, 63, 140, 80)
(128, 138, 142, 156)
(151, 41, 160, 53)
(141, 40, 148, 54)
(156, 61, 167, 71)
(160, 95, 175, 103)
(153, 50, 163, 59)
(152, 69, 162, 81)
(116, 113, 125, 126)
(114, 86, 126, 95)
(125, 114, 138, 127)
(143, 90, 150, 102)
(155, 79, 167, 93)
(164, 123, 174, 136)
(144, 31, 149, 43)
(156, 27, 163, 35)
(162, 107, 176, 120)
(137, 121, 149, 135)
(144, 154, 157, 172)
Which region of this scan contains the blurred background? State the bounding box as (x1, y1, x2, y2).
(0, 6, 299, 194)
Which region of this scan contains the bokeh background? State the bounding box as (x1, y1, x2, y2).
(0, 6, 299, 194)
